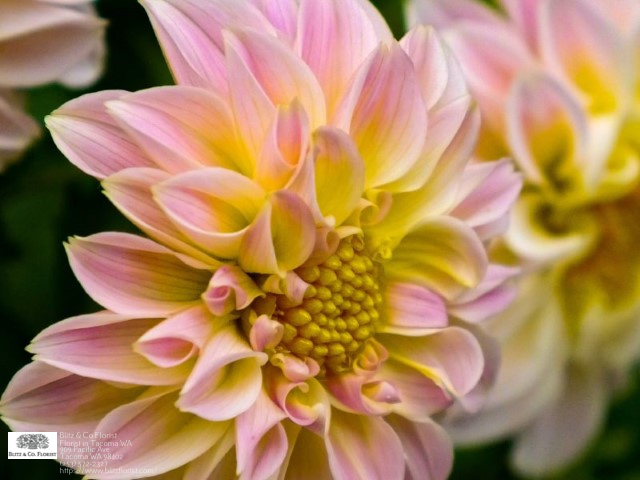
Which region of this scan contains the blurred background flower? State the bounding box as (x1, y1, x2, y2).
(0, 0, 106, 170)
(407, 0, 640, 477)
(0, 1, 639, 480)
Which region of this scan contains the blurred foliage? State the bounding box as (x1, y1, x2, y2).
(1, 0, 638, 479)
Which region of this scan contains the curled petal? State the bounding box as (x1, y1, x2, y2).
(154, 167, 266, 259)
(236, 390, 287, 480)
(46, 91, 154, 179)
(387, 216, 488, 300)
(327, 373, 399, 416)
(270, 353, 320, 382)
(0, 90, 39, 169)
(380, 326, 485, 398)
(270, 374, 329, 429)
(135, 305, 214, 368)
(178, 325, 267, 421)
(203, 265, 264, 315)
(28, 312, 188, 385)
(66, 232, 211, 317)
(313, 127, 365, 226)
(249, 314, 284, 352)
(239, 191, 315, 274)
(103, 167, 217, 266)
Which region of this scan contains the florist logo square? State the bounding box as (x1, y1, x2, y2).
(8, 432, 58, 459)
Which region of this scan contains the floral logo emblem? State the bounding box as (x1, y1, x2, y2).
(16, 434, 49, 450)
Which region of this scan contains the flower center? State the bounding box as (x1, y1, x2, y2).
(272, 236, 383, 376)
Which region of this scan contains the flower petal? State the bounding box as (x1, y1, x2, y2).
(28, 312, 189, 385)
(178, 325, 267, 421)
(46, 91, 154, 179)
(153, 168, 266, 259)
(102, 167, 217, 266)
(313, 127, 365, 226)
(325, 410, 405, 480)
(382, 282, 448, 335)
(0, 0, 105, 87)
(296, 0, 379, 115)
(135, 305, 214, 368)
(380, 326, 485, 398)
(93, 389, 231, 479)
(0, 90, 39, 169)
(203, 265, 264, 316)
(106, 86, 246, 174)
(236, 390, 288, 480)
(66, 232, 211, 317)
(387, 415, 453, 480)
(387, 216, 488, 300)
(335, 43, 428, 188)
(239, 191, 315, 274)
(0, 362, 143, 434)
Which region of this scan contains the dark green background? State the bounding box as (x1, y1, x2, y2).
(1, 1, 638, 478)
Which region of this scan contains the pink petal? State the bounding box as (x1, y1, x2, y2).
(0, 0, 105, 88)
(506, 72, 587, 186)
(141, 0, 274, 92)
(225, 29, 326, 128)
(46, 91, 154, 179)
(239, 190, 315, 274)
(106, 86, 247, 174)
(0, 362, 143, 434)
(335, 43, 428, 188)
(249, 0, 298, 43)
(178, 325, 267, 421)
(500, 0, 541, 48)
(0, 90, 39, 169)
(93, 390, 231, 479)
(249, 314, 284, 352)
(297, 0, 379, 115)
(327, 373, 399, 416)
(326, 410, 405, 480)
(450, 264, 519, 323)
(377, 359, 452, 421)
(28, 311, 189, 385)
(270, 352, 320, 382)
(450, 159, 522, 240)
(387, 415, 453, 480)
(270, 374, 329, 428)
(153, 167, 266, 259)
(236, 390, 288, 480)
(135, 305, 214, 368)
(380, 326, 485, 398)
(406, 0, 503, 31)
(383, 282, 448, 335)
(103, 167, 217, 266)
(512, 366, 606, 476)
(66, 232, 211, 317)
(539, 0, 630, 112)
(203, 265, 264, 316)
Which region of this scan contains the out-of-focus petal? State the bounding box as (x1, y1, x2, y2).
(178, 325, 267, 421)
(382, 282, 448, 335)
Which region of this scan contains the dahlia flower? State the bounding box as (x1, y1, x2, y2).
(0, 0, 105, 170)
(408, 0, 640, 475)
(2, 0, 521, 478)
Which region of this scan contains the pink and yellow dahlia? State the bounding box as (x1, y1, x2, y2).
(0, 0, 106, 169)
(2, 0, 521, 478)
(409, 0, 640, 475)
